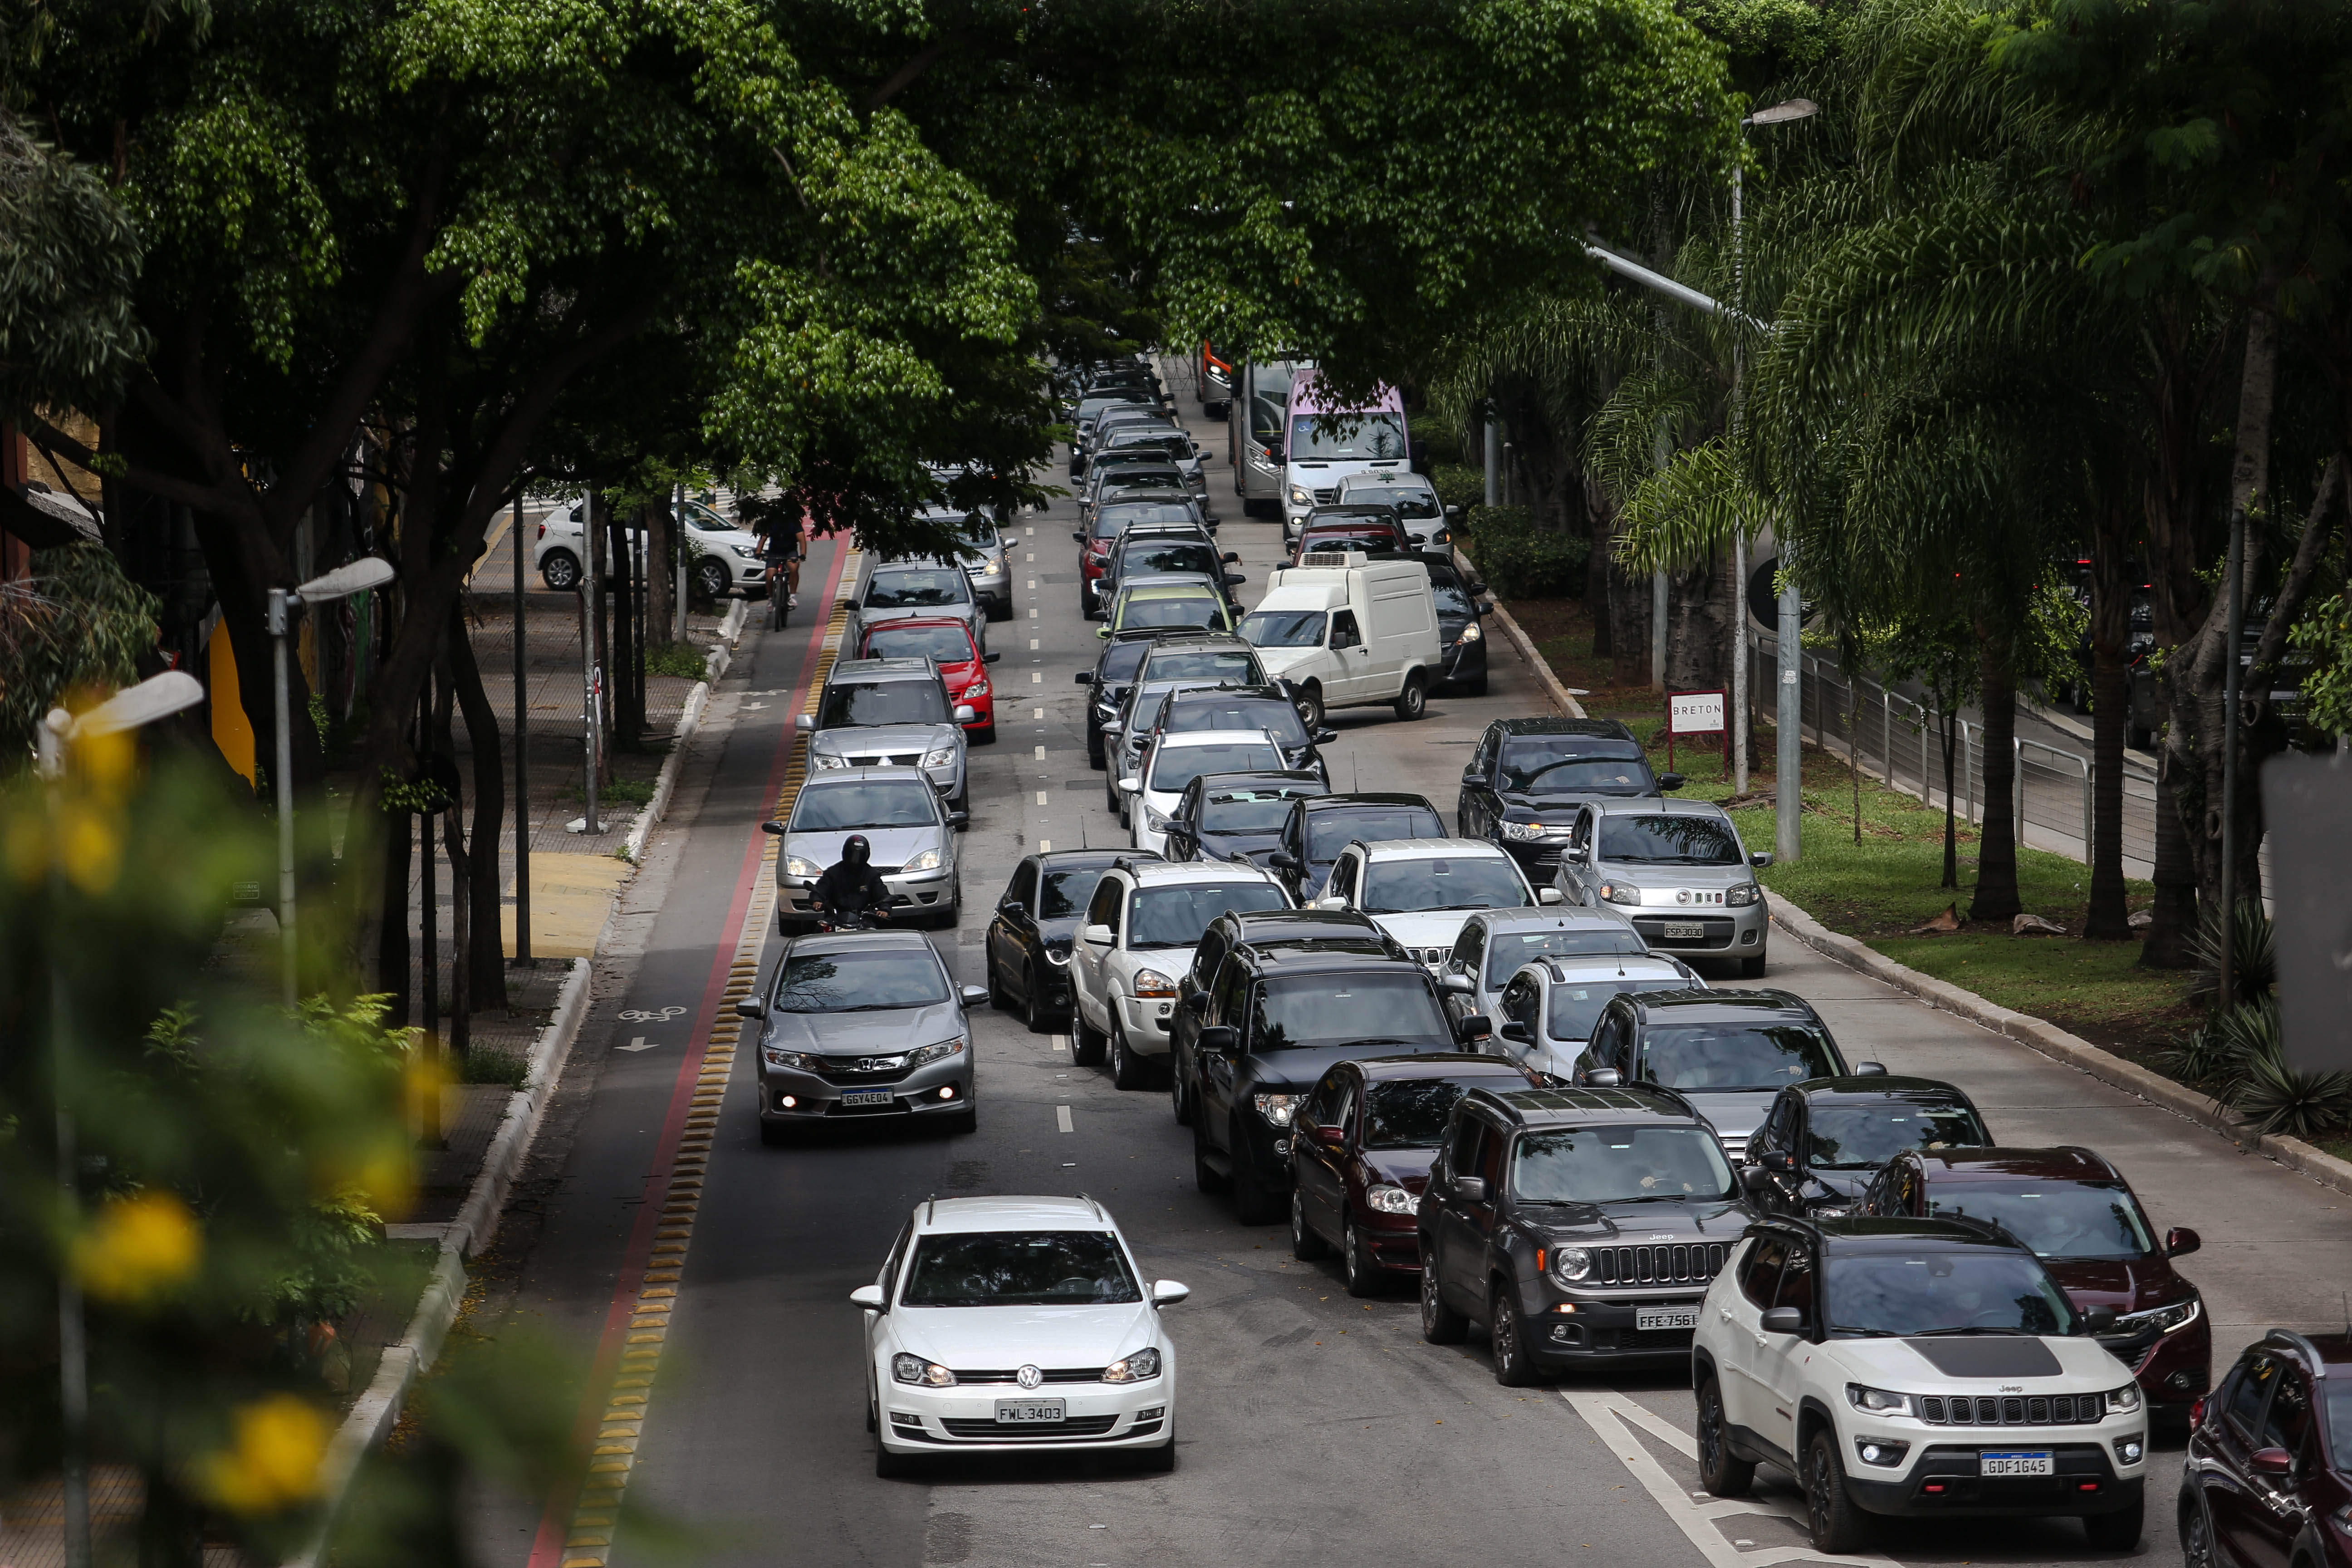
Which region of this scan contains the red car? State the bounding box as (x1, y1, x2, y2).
(1291, 513, 1412, 564)
(1073, 499, 1203, 619)
(856, 618, 998, 744)
(1860, 1146, 2209, 1423)
(1288, 1053, 1542, 1297)
(2182, 1330, 2352, 1568)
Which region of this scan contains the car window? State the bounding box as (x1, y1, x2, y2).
(881, 1222, 911, 1297)
(1305, 805, 1446, 860)
(899, 1231, 1142, 1307)
(1249, 972, 1449, 1052)
(1823, 1249, 2079, 1338)
(1299, 1072, 1344, 1128)
(1327, 856, 1358, 902)
(866, 568, 970, 608)
(1637, 1021, 1842, 1091)
(1167, 698, 1309, 748)
(1475, 1122, 1506, 1191)
(1199, 784, 1320, 833)
(774, 949, 950, 1012)
(2265, 1366, 2317, 1463)
(1739, 1235, 1789, 1308)
(1240, 609, 1327, 648)
(1598, 815, 1744, 866)
(1289, 412, 1407, 460)
(1142, 648, 1261, 683)
(1360, 855, 1530, 915)
(1127, 881, 1288, 949)
(1448, 1115, 1486, 1182)
(1150, 740, 1284, 794)
(1000, 862, 1037, 911)
(1429, 572, 1471, 617)
(1098, 639, 1152, 684)
(790, 781, 941, 831)
(1480, 927, 1645, 986)
(1085, 877, 1124, 933)
(1364, 1078, 1485, 1150)
(1772, 1245, 1817, 1320)
(1804, 1100, 1991, 1169)
(1498, 736, 1647, 794)
(1210, 954, 1249, 1024)
(1924, 1180, 2158, 1259)
(1544, 980, 1690, 1040)
(2229, 1355, 2279, 1442)
(1500, 973, 1539, 1028)
(863, 623, 975, 664)
(1330, 1077, 1358, 1136)
(1328, 610, 1362, 649)
(1510, 1126, 1736, 1203)
(1755, 1096, 1796, 1157)
(818, 678, 950, 728)
(1039, 866, 1103, 920)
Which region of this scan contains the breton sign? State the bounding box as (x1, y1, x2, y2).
(1665, 688, 1729, 773)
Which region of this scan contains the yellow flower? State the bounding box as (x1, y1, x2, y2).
(56, 799, 123, 892)
(75, 1191, 201, 1302)
(201, 1395, 332, 1515)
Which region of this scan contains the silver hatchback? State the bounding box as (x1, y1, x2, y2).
(1551, 797, 1773, 976)
(766, 768, 966, 931)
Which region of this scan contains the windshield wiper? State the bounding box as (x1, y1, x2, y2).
(832, 1000, 938, 1013)
(1829, 1328, 1903, 1338)
(1911, 1326, 2034, 1337)
(1612, 1192, 1693, 1204)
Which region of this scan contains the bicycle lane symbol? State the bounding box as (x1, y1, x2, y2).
(617, 1006, 687, 1023)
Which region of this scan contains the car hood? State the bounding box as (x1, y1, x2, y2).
(1368, 910, 1482, 953)
(813, 722, 961, 753)
(783, 826, 943, 868)
(762, 1000, 962, 1054)
(1610, 864, 1756, 896)
(1500, 788, 1654, 814)
(891, 1301, 1162, 1369)
(2042, 1255, 2183, 1314)
(1250, 646, 1321, 681)
(1239, 1041, 1451, 1094)
(1674, 1090, 1778, 1144)
(1803, 1171, 1877, 1203)
(1197, 828, 1284, 864)
(863, 603, 975, 624)
(1527, 1195, 1753, 1239)
(1359, 1149, 1438, 1190)
(1826, 1334, 2132, 1388)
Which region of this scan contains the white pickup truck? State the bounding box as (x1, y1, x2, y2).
(1235, 552, 1443, 726)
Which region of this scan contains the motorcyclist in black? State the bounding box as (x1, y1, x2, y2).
(809, 834, 892, 923)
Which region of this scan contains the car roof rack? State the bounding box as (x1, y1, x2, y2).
(926, 1192, 937, 1224)
(2267, 1328, 2331, 1376)
(1077, 1191, 1107, 1221)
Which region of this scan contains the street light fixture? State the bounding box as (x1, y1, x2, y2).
(1745, 98, 1818, 127)
(268, 557, 396, 1008)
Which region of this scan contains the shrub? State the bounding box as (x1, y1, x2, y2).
(1460, 505, 1589, 600)
(461, 1045, 530, 1087)
(2189, 901, 2275, 998)
(1431, 463, 1484, 514)
(643, 640, 710, 679)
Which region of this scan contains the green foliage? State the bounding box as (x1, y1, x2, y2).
(1431, 464, 1485, 514)
(2291, 592, 2352, 738)
(0, 543, 161, 767)
(460, 1045, 529, 1088)
(2175, 997, 2352, 1140)
(560, 774, 655, 806)
(0, 111, 146, 420)
(1463, 505, 1591, 599)
(2189, 901, 2277, 999)
(641, 641, 710, 680)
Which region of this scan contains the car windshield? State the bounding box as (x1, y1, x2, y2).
(1099, 468, 1183, 495)
(1144, 649, 1260, 682)
(1108, 431, 1187, 456)
(790, 782, 940, 831)
(1926, 1181, 2158, 1260)
(1289, 412, 1408, 460)
(1149, 740, 1283, 794)
(1364, 487, 1440, 519)
(1250, 972, 1447, 1050)
(1599, 815, 1744, 865)
(818, 680, 948, 728)
(1640, 1021, 1842, 1091)
(1127, 881, 1289, 948)
(1094, 504, 1199, 539)
(864, 624, 974, 664)
(1360, 855, 1530, 913)
(1305, 806, 1445, 860)
(1199, 786, 1320, 833)
(1120, 543, 1219, 580)
(1429, 574, 1472, 617)
(1038, 867, 1106, 920)
(1364, 1078, 1503, 1150)
(1500, 738, 1650, 794)
(1239, 609, 1326, 648)
(1825, 1250, 2078, 1338)
(683, 504, 737, 533)
(866, 569, 969, 608)
(773, 949, 949, 1013)
(1098, 640, 1152, 686)
(1513, 1126, 1737, 1203)
(1546, 980, 1696, 1041)
(1806, 1101, 1992, 1170)
(1119, 593, 1222, 631)
(1480, 928, 1649, 986)
(1167, 698, 1308, 747)
(899, 1231, 1143, 1308)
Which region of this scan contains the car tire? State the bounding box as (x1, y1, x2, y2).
(692, 557, 730, 603)
(539, 549, 582, 592)
(1290, 1187, 1330, 1260)
(874, 1435, 915, 1479)
(1232, 1154, 1283, 1226)
(971, 722, 996, 746)
(1419, 1249, 1468, 1343)
(1696, 1375, 1755, 1496)
(2082, 1496, 2144, 1551)
(931, 877, 960, 930)
(1135, 1421, 1176, 1473)
(1073, 1010, 1108, 1066)
(1294, 682, 1325, 731)
(1802, 1427, 1869, 1554)
(1110, 1015, 1149, 1090)
(1170, 1061, 1195, 1126)
(1088, 731, 1107, 771)
(1740, 951, 1767, 979)
(1490, 1287, 1537, 1387)
(758, 1118, 789, 1147)
(942, 1106, 977, 1136)
(1191, 1120, 1230, 1193)
(987, 949, 1014, 1011)
(987, 596, 1012, 623)
(1394, 673, 1428, 722)
(1343, 1228, 1383, 1297)
(2180, 1495, 2219, 1568)
(1023, 963, 1055, 1035)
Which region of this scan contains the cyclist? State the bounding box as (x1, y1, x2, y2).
(808, 834, 892, 925)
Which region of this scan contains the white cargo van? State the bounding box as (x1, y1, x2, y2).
(1237, 551, 1444, 725)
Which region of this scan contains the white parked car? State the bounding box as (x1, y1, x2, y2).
(1692, 1216, 2149, 1554)
(1311, 838, 1563, 967)
(1070, 858, 1291, 1087)
(1435, 908, 1666, 1027)
(853, 1195, 1187, 1475)
(1120, 729, 1287, 856)
(533, 496, 768, 601)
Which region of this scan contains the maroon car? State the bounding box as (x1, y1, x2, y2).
(1859, 1147, 2208, 1422)
(2181, 1330, 2352, 1568)
(1291, 514, 1411, 564)
(1288, 1053, 1540, 1298)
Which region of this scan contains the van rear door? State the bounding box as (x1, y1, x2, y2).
(1360, 563, 1441, 696)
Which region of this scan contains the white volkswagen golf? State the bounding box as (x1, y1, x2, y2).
(853, 1195, 1188, 1475)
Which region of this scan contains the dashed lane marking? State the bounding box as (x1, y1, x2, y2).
(1057, 1105, 1075, 1133)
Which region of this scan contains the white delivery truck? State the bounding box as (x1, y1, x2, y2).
(1237, 551, 1445, 725)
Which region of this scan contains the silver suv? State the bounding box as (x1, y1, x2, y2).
(799, 657, 974, 817)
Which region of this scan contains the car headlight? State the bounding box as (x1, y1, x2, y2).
(2105, 1383, 2143, 1415)
(783, 854, 823, 878)
(1725, 882, 1762, 907)
(1846, 1383, 1915, 1416)
(1456, 620, 1481, 643)
(1365, 1183, 1416, 1215)
(906, 1038, 966, 1068)
(1498, 819, 1548, 841)
(1142, 806, 1172, 831)
(764, 1047, 824, 1072)
(811, 751, 850, 769)
(1550, 1245, 1592, 1285)
(1251, 1093, 1299, 1126)
(892, 1354, 956, 1387)
(730, 543, 763, 559)
(1599, 881, 1643, 906)
(1101, 1347, 1161, 1383)
(1044, 943, 1073, 966)
(921, 745, 958, 768)
(2114, 1294, 2201, 1335)
(903, 848, 942, 873)
(1287, 484, 1313, 506)
(963, 679, 990, 699)
(1132, 967, 1177, 998)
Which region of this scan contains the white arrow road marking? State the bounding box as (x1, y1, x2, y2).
(619, 1036, 659, 1052)
(1558, 1391, 1894, 1568)
(1056, 1105, 1074, 1133)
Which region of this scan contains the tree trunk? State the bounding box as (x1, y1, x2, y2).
(648, 499, 676, 652)
(1969, 640, 2020, 922)
(1607, 522, 1646, 686)
(2084, 533, 2135, 940)
(442, 803, 469, 1058)
(444, 603, 509, 1011)
(1939, 708, 1959, 891)
(379, 803, 412, 1024)
(2140, 755, 2199, 969)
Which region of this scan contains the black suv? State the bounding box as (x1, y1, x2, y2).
(1189, 948, 1491, 1225)
(1742, 1075, 1991, 1220)
(1456, 717, 1683, 876)
(1572, 989, 1855, 1165)
(1418, 1084, 1753, 1383)
(1268, 792, 1448, 902)
(983, 848, 1134, 1033)
(1076, 630, 1164, 770)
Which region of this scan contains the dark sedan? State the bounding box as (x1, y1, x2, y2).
(1102, 531, 1243, 612)
(984, 849, 1135, 1032)
(1740, 1073, 1992, 1219)
(1155, 683, 1334, 783)
(1267, 792, 1448, 902)
(1075, 631, 1161, 769)
(1163, 771, 1328, 865)
(1429, 558, 1494, 696)
(1457, 716, 1683, 877)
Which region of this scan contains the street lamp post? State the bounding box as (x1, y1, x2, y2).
(267, 558, 397, 1009)
(37, 672, 206, 1568)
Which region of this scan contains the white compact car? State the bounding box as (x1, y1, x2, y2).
(1486, 952, 1704, 1079)
(533, 496, 768, 600)
(854, 1195, 1188, 1475)
(1692, 1216, 2149, 1554)
(1069, 857, 1292, 1086)
(1120, 729, 1286, 856)
(1312, 838, 1562, 965)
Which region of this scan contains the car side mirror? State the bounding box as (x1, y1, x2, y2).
(1314, 896, 1348, 911)
(2251, 1447, 2295, 1477)
(1658, 772, 1685, 791)
(1268, 851, 1300, 871)
(1445, 504, 1463, 519)
(1072, 531, 1087, 542)
(1750, 852, 1774, 867)
(850, 1284, 886, 1310)
(735, 999, 767, 1019)
(1454, 1014, 1493, 1044)
(1759, 1307, 1804, 1336)
(1586, 1067, 1623, 1088)
(1119, 777, 1142, 794)
(796, 714, 814, 732)
(1222, 551, 1241, 564)
(1563, 845, 1588, 863)
(947, 808, 970, 828)
(1081, 922, 1115, 946)
(760, 820, 786, 836)
(1439, 971, 1475, 995)
(1313, 728, 1338, 744)
(1225, 572, 1248, 586)
(2082, 1305, 2118, 1334)
(1854, 1061, 1888, 1077)
(1498, 1020, 1531, 1044)
(1537, 887, 1564, 905)
(1074, 671, 1094, 686)
(1318, 1124, 1347, 1148)
(959, 984, 989, 1008)
(1101, 720, 1124, 737)
(1181, 990, 1210, 1015)
(1195, 1025, 1237, 1056)
(1151, 1279, 1191, 1308)
(984, 651, 1001, 664)
(1759, 1149, 1795, 1174)
(1455, 1176, 1488, 1203)
(999, 900, 1025, 920)
(1476, 600, 1495, 615)
(953, 705, 977, 723)
(1741, 1166, 1776, 1195)
(2166, 1226, 2202, 1258)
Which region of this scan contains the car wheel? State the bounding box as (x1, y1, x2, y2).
(1232, 1154, 1283, 1226)
(1740, 951, 1767, 979)
(1088, 730, 1107, 771)
(1289, 1187, 1329, 1260)
(1023, 963, 1055, 1035)
(874, 1433, 915, 1479)
(1802, 1427, 1869, 1554)
(1419, 1249, 1468, 1343)
(1106, 772, 1124, 818)
(1393, 673, 1428, 721)
(970, 721, 996, 746)
(692, 557, 730, 603)
(1135, 1420, 1176, 1473)
(1073, 1010, 1108, 1065)
(1110, 1015, 1149, 1090)
(942, 1106, 977, 1136)
(1462, 672, 1488, 697)
(1490, 1287, 1537, 1387)
(758, 1118, 788, 1147)
(2180, 1497, 2219, 1568)
(2082, 1495, 2144, 1551)
(1079, 587, 1097, 621)
(1191, 1119, 1229, 1193)
(1343, 1228, 1383, 1298)
(987, 596, 1012, 623)
(987, 948, 1013, 1011)
(539, 549, 582, 592)
(1294, 682, 1325, 731)
(932, 877, 960, 930)
(1170, 1060, 1195, 1126)
(1696, 1376, 1755, 1496)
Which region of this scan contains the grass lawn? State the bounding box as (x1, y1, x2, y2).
(1509, 599, 2202, 1056)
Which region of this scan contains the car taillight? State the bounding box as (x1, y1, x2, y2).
(535, 521, 545, 540)
(2190, 1396, 2206, 1428)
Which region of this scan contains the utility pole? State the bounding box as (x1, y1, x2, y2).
(1729, 160, 1749, 795)
(512, 492, 532, 969)
(1482, 416, 1500, 509)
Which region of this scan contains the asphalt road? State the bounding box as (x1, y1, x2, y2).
(466, 370, 2352, 1568)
